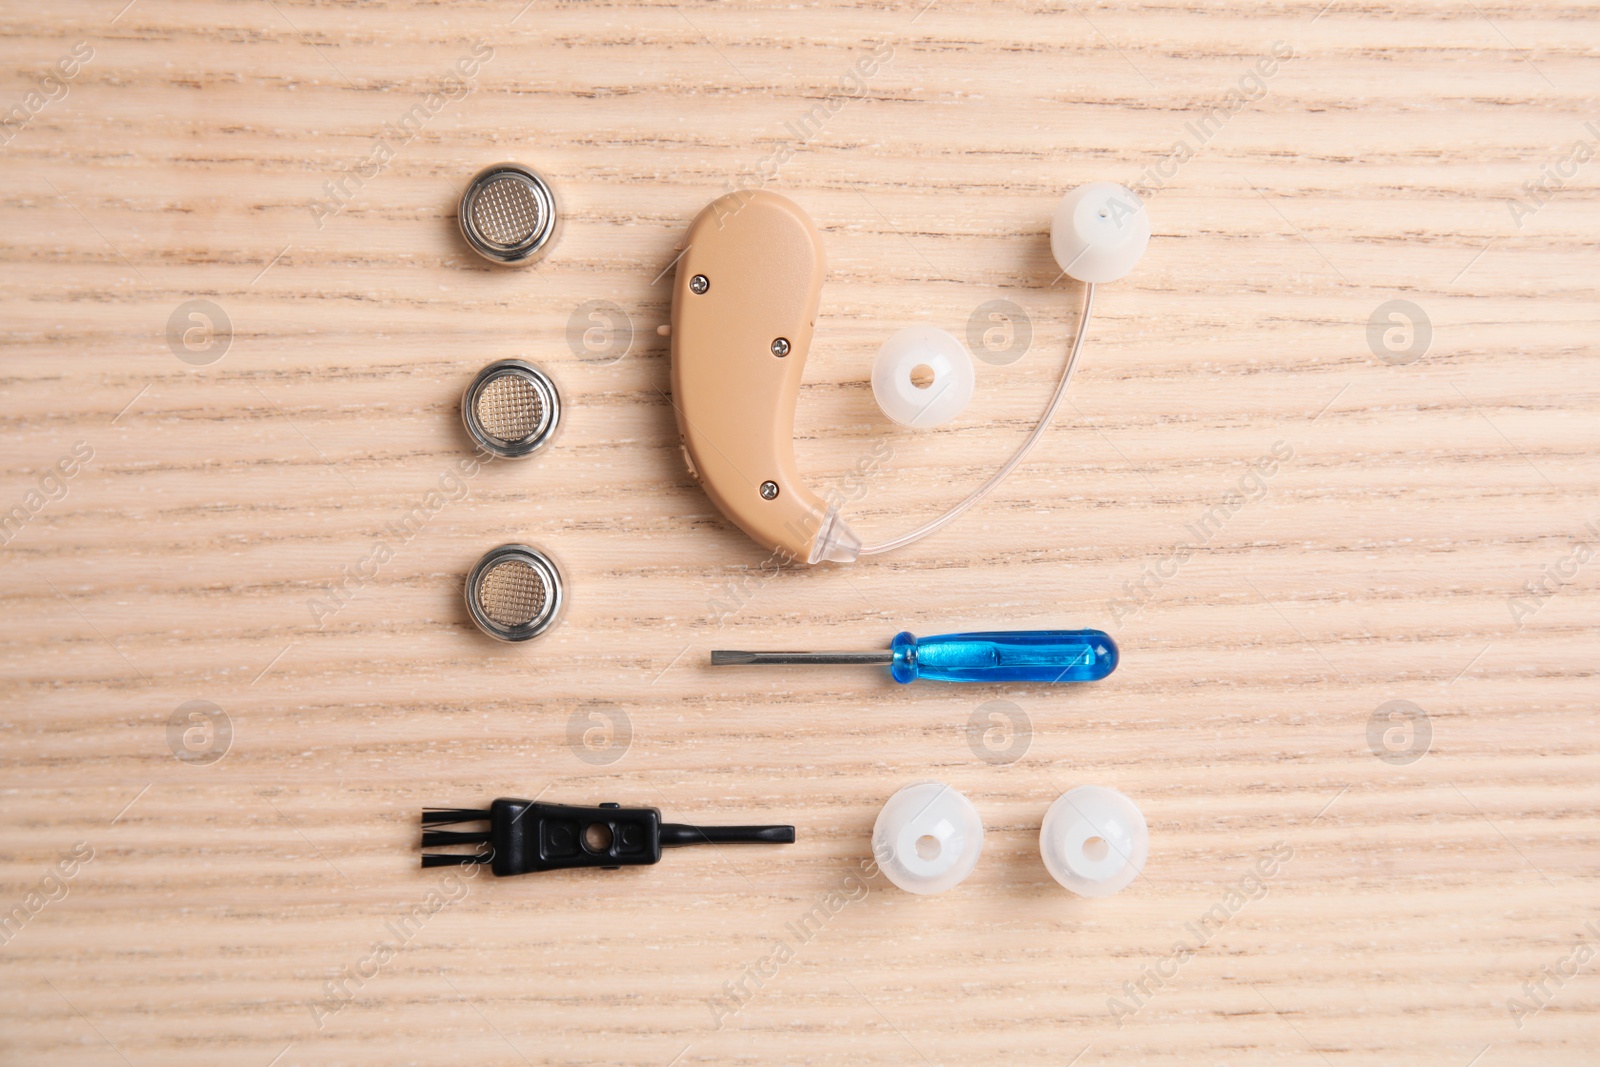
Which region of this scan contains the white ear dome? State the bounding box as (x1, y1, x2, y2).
(1039, 785, 1148, 897)
(870, 325, 975, 428)
(872, 782, 984, 894)
(1050, 182, 1150, 283)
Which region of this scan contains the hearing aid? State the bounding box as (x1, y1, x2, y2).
(668, 191, 848, 561)
(669, 183, 1149, 564)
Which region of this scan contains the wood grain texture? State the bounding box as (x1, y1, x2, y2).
(2, 1, 1596, 1064)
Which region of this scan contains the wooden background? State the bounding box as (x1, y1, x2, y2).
(2, 1, 1596, 1064)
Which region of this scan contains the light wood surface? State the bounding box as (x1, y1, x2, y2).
(3, 2, 1597, 1064)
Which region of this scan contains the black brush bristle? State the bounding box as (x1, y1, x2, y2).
(421, 808, 489, 826)
(421, 829, 491, 847)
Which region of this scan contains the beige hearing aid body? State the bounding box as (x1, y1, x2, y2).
(669, 184, 1131, 564)
(669, 191, 859, 564)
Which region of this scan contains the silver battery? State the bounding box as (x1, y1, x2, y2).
(458, 163, 558, 265)
(465, 544, 565, 642)
(461, 358, 561, 458)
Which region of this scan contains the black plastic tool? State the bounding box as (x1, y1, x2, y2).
(420, 798, 795, 876)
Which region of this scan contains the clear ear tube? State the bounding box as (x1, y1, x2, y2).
(833, 181, 1148, 561)
(848, 283, 1096, 559)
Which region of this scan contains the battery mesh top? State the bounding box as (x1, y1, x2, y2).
(471, 176, 545, 247)
(477, 559, 548, 627)
(476, 373, 546, 442)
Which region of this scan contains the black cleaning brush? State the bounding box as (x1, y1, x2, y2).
(421, 798, 796, 875)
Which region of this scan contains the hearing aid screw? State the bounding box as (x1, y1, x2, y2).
(689, 274, 710, 295)
(770, 337, 790, 357)
(759, 481, 779, 500)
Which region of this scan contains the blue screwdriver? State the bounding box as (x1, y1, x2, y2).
(710, 629, 1117, 684)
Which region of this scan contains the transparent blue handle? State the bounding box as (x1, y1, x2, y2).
(888, 630, 1118, 684)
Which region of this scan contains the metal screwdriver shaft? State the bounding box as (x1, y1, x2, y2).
(711, 650, 893, 666)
